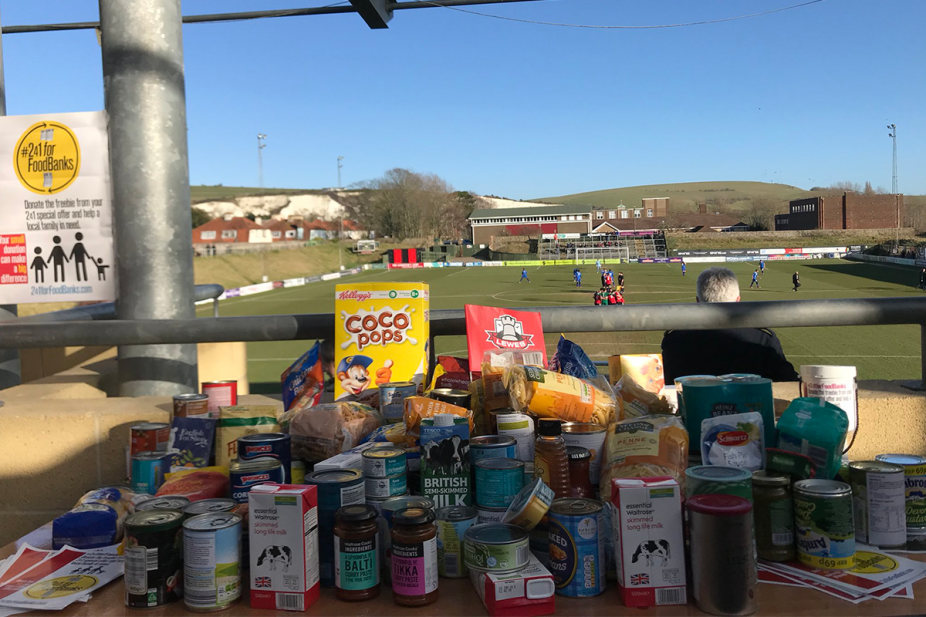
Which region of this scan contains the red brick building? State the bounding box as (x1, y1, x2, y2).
(193, 217, 269, 244)
(776, 193, 904, 231)
(262, 219, 298, 242)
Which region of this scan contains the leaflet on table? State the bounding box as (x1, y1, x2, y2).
(0, 546, 122, 611)
(759, 563, 915, 603)
(0, 545, 53, 585)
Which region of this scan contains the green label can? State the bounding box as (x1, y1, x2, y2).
(463, 523, 530, 574)
(475, 458, 524, 509)
(793, 480, 855, 570)
(876, 454, 926, 529)
(436, 506, 477, 578)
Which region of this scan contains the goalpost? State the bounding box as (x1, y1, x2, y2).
(575, 245, 630, 264)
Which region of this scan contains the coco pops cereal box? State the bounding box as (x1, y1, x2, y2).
(335, 282, 430, 405)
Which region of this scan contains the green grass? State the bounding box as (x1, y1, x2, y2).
(197, 259, 925, 392)
(667, 230, 912, 251)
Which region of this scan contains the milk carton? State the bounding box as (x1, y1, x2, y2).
(249, 484, 319, 612)
(335, 283, 430, 405)
(470, 553, 555, 617)
(610, 477, 686, 607)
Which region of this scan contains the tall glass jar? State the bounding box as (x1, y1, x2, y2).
(752, 470, 795, 561)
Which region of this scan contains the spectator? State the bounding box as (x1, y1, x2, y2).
(919, 268, 926, 291)
(661, 267, 798, 382)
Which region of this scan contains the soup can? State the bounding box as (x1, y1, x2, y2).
(183, 498, 239, 518)
(436, 505, 478, 578)
(201, 380, 237, 418)
(379, 382, 417, 423)
(237, 433, 292, 483)
(362, 447, 407, 477)
(428, 388, 471, 409)
(463, 523, 530, 574)
(131, 423, 170, 456)
(173, 393, 210, 419)
(547, 498, 605, 597)
(849, 460, 906, 548)
(793, 479, 855, 570)
(475, 458, 524, 509)
(561, 423, 607, 486)
(125, 510, 184, 608)
(132, 451, 170, 496)
(183, 512, 242, 611)
(306, 469, 366, 587)
(136, 496, 191, 513)
(876, 454, 926, 529)
(470, 435, 517, 463)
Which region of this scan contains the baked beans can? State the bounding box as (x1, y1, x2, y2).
(173, 393, 211, 419)
(202, 380, 238, 418)
(237, 433, 292, 483)
(793, 479, 855, 570)
(547, 498, 605, 597)
(436, 505, 477, 578)
(876, 454, 926, 529)
(183, 512, 242, 612)
(132, 451, 171, 495)
(125, 510, 185, 608)
(131, 422, 170, 456)
(379, 382, 417, 423)
(849, 460, 907, 548)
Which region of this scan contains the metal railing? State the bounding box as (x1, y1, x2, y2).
(0, 296, 923, 388)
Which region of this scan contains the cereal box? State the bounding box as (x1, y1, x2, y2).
(335, 282, 430, 405)
(610, 477, 686, 607)
(608, 354, 665, 395)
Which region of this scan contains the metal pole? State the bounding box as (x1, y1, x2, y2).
(0, 7, 21, 390)
(99, 0, 198, 396)
(338, 156, 344, 270)
(257, 133, 266, 188)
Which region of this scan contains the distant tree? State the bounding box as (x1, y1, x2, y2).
(864, 181, 875, 195)
(191, 207, 211, 228)
(876, 186, 888, 195)
(745, 197, 780, 231)
(245, 213, 257, 222)
(830, 181, 863, 193)
(352, 168, 457, 240)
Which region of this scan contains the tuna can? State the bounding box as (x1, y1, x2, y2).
(379, 381, 417, 423)
(183, 498, 238, 518)
(136, 496, 191, 512)
(849, 460, 906, 548)
(463, 523, 530, 574)
(201, 380, 237, 418)
(470, 435, 518, 463)
(495, 413, 535, 462)
(436, 506, 478, 578)
(504, 477, 555, 531)
(365, 473, 408, 499)
(131, 423, 170, 456)
(125, 510, 184, 608)
(132, 451, 171, 495)
(561, 422, 607, 486)
(236, 433, 292, 483)
(686, 465, 753, 502)
(362, 447, 407, 477)
(475, 458, 524, 508)
(380, 496, 434, 583)
(228, 457, 284, 504)
(428, 388, 471, 408)
(306, 469, 366, 588)
(477, 506, 508, 524)
(182, 512, 242, 612)
(173, 393, 210, 419)
(688, 494, 757, 616)
(876, 453, 926, 529)
(547, 498, 605, 597)
(793, 479, 855, 570)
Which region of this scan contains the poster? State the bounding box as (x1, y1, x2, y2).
(465, 305, 547, 371)
(0, 111, 115, 304)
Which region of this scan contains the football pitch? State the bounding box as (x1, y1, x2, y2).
(196, 259, 926, 391)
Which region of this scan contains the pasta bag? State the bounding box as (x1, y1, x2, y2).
(504, 364, 617, 426)
(599, 414, 689, 496)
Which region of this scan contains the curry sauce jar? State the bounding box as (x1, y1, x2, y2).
(547, 498, 605, 597)
(363, 447, 407, 477)
(334, 504, 381, 601)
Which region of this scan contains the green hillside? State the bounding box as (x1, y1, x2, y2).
(191, 185, 320, 203)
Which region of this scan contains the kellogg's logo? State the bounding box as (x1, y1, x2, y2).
(341, 305, 417, 351)
(717, 431, 749, 446)
(338, 290, 373, 302)
(485, 314, 535, 350)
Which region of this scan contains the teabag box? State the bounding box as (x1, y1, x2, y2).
(610, 477, 686, 608)
(334, 283, 430, 406)
(470, 553, 555, 617)
(249, 484, 319, 612)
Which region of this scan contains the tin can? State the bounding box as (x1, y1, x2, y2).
(173, 393, 211, 419)
(487, 408, 516, 435)
(793, 479, 855, 570)
(470, 435, 517, 463)
(428, 388, 471, 408)
(228, 458, 284, 504)
(876, 453, 926, 529)
(463, 523, 530, 574)
(504, 478, 555, 531)
(477, 506, 508, 524)
(495, 413, 535, 462)
(131, 423, 170, 456)
(547, 498, 605, 597)
(132, 451, 171, 495)
(436, 506, 477, 578)
(365, 473, 407, 499)
(183, 512, 242, 612)
(561, 422, 607, 486)
(362, 447, 407, 477)
(236, 433, 292, 483)
(183, 499, 238, 518)
(849, 460, 906, 548)
(688, 494, 756, 615)
(752, 471, 794, 562)
(379, 381, 417, 423)
(475, 458, 524, 508)
(380, 496, 434, 583)
(686, 465, 753, 502)
(201, 380, 237, 418)
(125, 510, 184, 608)
(306, 469, 366, 588)
(136, 495, 191, 513)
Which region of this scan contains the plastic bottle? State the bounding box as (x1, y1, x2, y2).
(534, 419, 571, 499)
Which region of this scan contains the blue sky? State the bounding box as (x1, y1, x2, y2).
(2, 0, 924, 199)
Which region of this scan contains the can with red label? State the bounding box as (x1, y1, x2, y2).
(173, 393, 210, 418)
(131, 423, 170, 456)
(237, 433, 292, 483)
(202, 380, 237, 418)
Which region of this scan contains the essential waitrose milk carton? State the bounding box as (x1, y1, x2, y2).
(610, 477, 686, 608)
(249, 484, 319, 612)
(335, 283, 430, 405)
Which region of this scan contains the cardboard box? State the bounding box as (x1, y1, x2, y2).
(611, 477, 686, 608)
(313, 442, 383, 472)
(249, 484, 319, 612)
(607, 354, 665, 395)
(470, 553, 555, 617)
(334, 282, 430, 405)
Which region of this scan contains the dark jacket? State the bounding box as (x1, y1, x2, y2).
(661, 328, 799, 383)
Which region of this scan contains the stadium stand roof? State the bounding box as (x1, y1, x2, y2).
(469, 204, 589, 220)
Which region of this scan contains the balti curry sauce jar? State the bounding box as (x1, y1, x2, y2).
(334, 504, 380, 601)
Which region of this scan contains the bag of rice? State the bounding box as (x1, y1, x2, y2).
(505, 365, 620, 425)
(216, 405, 281, 467)
(599, 414, 689, 495)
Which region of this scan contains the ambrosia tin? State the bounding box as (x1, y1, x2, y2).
(125, 510, 184, 608)
(849, 460, 906, 548)
(793, 479, 855, 570)
(362, 447, 407, 477)
(547, 498, 606, 597)
(876, 454, 926, 529)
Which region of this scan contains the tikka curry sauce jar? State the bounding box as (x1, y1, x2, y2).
(391, 507, 439, 607)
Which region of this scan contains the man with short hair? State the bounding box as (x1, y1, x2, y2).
(661, 267, 798, 382)
(792, 271, 801, 292)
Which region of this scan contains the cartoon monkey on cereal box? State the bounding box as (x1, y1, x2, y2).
(336, 355, 393, 401)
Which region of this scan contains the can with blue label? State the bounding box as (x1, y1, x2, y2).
(236, 433, 292, 483)
(132, 451, 171, 495)
(228, 458, 284, 504)
(547, 498, 605, 597)
(475, 458, 524, 508)
(470, 436, 517, 463)
(182, 512, 242, 611)
(306, 469, 366, 588)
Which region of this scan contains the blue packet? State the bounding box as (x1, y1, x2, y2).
(168, 416, 217, 471)
(549, 335, 598, 381)
(281, 341, 323, 411)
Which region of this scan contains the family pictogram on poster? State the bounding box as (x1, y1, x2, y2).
(30, 232, 109, 283)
